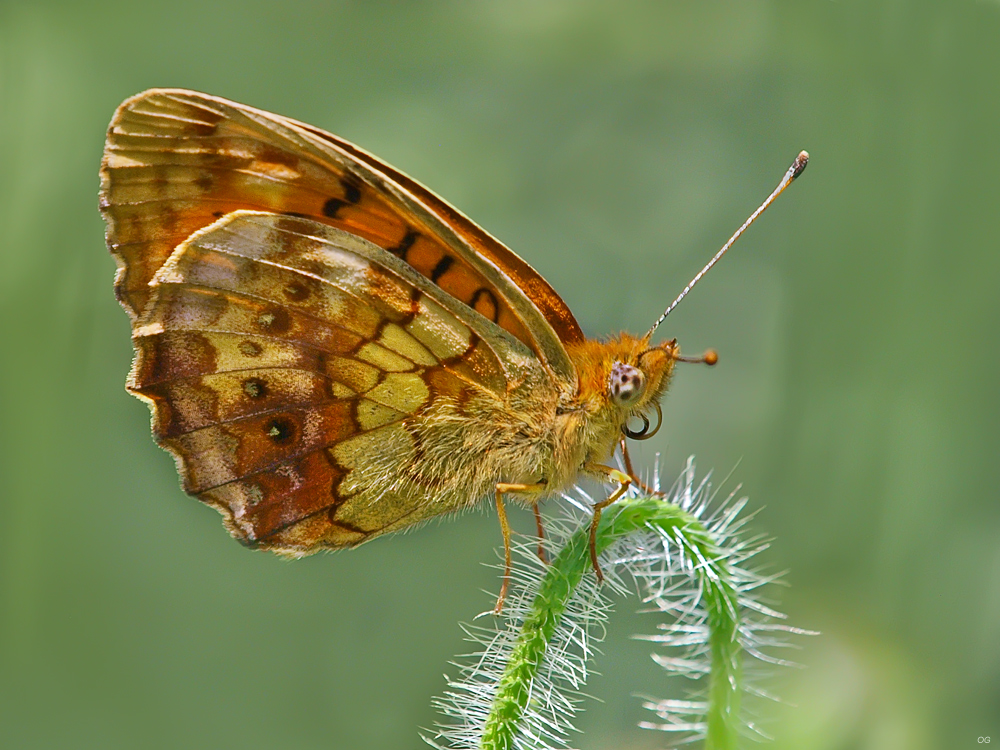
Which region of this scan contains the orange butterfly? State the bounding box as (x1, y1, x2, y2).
(100, 89, 806, 610)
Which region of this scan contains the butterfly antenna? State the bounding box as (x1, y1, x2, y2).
(645, 150, 809, 341)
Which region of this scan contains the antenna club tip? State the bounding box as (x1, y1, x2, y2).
(791, 150, 809, 179)
(703, 349, 719, 366)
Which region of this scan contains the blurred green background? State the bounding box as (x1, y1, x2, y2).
(2, 1, 998, 748)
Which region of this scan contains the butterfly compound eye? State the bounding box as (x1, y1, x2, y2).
(609, 362, 646, 407)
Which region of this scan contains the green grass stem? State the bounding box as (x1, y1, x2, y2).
(478, 496, 741, 750)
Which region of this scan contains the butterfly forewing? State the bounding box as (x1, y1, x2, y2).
(101, 89, 580, 381)
(129, 212, 539, 554)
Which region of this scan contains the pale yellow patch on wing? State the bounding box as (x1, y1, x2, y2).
(329, 382, 355, 399)
(378, 323, 437, 367)
(355, 342, 414, 372)
(355, 399, 406, 431)
(406, 296, 471, 359)
(332, 482, 427, 537)
(366, 372, 429, 415)
(332, 424, 416, 492)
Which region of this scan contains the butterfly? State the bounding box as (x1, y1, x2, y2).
(100, 89, 806, 610)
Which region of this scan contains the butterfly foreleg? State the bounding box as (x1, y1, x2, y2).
(494, 482, 547, 614)
(583, 463, 632, 584)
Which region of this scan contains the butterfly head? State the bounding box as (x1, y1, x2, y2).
(611, 340, 675, 410)
(567, 335, 678, 420)
(566, 334, 720, 446)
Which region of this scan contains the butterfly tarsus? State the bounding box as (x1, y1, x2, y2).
(585, 464, 632, 584)
(620, 437, 664, 498)
(533, 504, 549, 565)
(494, 482, 546, 614)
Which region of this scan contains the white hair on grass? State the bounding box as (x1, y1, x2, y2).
(426, 516, 626, 750)
(424, 457, 812, 750)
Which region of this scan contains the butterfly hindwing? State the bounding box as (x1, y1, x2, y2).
(129, 211, 544, 554)
(101, 88, 581, 382)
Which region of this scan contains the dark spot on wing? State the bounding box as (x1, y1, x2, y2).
(341, 175, 362, 205)
(386, 228, 419, 261)
(470, 287, 501, 323)
(283, 281, 310, 302)
(265, 417, 295, 445)
(430, 255, 454, 283)
(242, 377, 268, 399)
(322, 197, 345, 218)
(256, 307, 291, 334)
(239, 340, 262, 357)
(322, 175, 363, 218)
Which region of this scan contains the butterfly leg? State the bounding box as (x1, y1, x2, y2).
(583, 464, 632, 584)
(620, 437, 664, 497)
(533, 503, 549, 564)
(494, 482, 546, 614)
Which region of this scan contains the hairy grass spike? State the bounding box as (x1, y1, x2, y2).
(425, 457, 813, 750)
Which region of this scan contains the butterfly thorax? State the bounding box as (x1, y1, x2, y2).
(403, 333, 676, 508)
